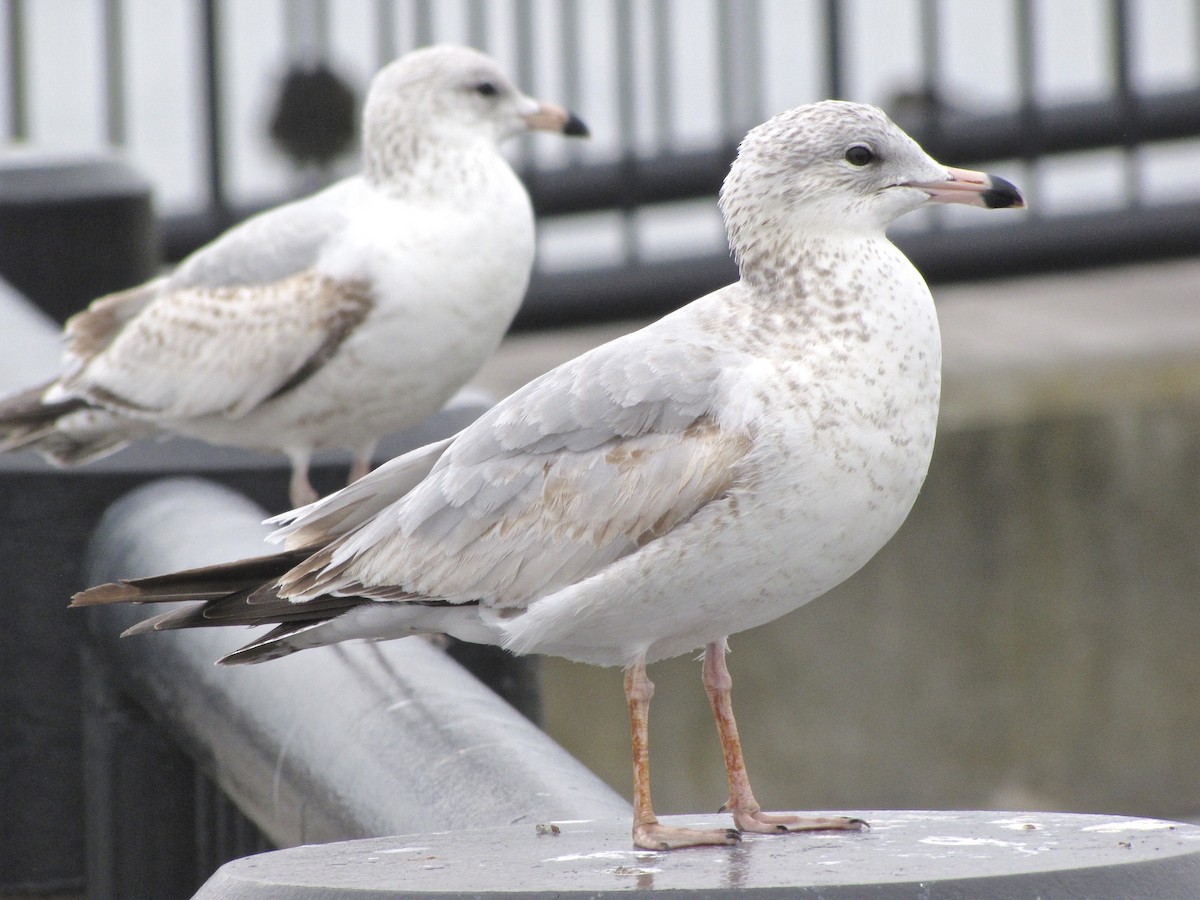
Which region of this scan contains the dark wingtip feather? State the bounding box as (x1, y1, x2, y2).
(216, 621, 325, 666)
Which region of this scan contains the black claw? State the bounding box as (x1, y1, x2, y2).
(848, 817, 871, 831)
(726, 829, 742, 842)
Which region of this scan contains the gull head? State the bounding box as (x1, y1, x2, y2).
(363, 45, 588, 181)
(720, 100, 1024, 260)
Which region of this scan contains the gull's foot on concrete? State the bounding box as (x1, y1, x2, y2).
(727, 808, 870, 835)
(633, 821, 742, 851)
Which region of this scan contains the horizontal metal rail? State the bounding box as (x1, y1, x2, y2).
(83, 478, 630, 849)
(514, 197, 1200, 328)
(155, 85, 1200, 332)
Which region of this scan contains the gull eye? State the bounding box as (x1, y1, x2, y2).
(474, 81, 500, 98)
(845, 144, 875, 166)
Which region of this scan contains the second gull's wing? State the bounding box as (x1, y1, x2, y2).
(51, 269, 373, 421)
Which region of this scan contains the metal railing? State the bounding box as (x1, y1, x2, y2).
(5, 0, 1200, 330)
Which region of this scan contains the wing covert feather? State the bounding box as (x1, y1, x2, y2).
(57, 270, 373, 420)
(275, 319, 752, 609)
(169, 179, 355, 291)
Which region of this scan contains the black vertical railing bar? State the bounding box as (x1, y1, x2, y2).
(194, 769, 219, 887)
(614, 0, 640, 264)
(316, 0, 331, 56)
(918, 0, 941, 122)
(650, 0, 672, 152)
(716, 0, 737, 142)
(513, 0, 536, 172)
(917, 0, 945, 233)
(5, 0, 27, 140)
(514, 0, 536, 91)
(824, 0, 845, 100)
(192, 762, 272, 876)
(1015, 0, 1042, 218)
(1109, 0, 1141, 207)
(715, 0, 765, 134)
(101, 0, 126, 146)
(742, 0, 765, 128)
(299, 0, 332, 60)
(199, 0, 230, 227)
(1196, 0, 1200, 76)
(315, 0, 333, 59)
(282, 0, 317, 66)
(414, 0, 435, 48)
(467, 0, 488, 53)
(559, 0, 584, 165)
(373, 0, 396, 68)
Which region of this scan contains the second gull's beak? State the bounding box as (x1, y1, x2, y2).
(907, 166, 1025, 210)
(522, 101, 589, 138)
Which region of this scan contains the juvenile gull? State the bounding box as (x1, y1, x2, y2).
(75, 101, 1024, 850)
(0, 45, 587, 506)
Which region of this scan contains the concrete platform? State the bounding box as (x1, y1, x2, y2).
(194, 811, 1200, 898)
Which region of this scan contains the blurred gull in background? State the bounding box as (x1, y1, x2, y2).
(0, 44, 588, 507)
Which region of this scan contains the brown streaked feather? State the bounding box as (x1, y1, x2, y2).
(261, 278, 375, 405)
(60, 270, 376, 422)
(63, 280, 163, 364)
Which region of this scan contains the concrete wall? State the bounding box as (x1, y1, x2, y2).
(471, 259, 1200, 823)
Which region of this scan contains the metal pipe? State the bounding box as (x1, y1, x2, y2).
(83, 478, 630, 848)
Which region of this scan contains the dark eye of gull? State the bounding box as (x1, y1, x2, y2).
(844, 144, 875, 166)
(474, 81, 500, 98)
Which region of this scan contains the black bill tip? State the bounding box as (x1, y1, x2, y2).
(983, 174, 1025, 210)
(563, 112, 590, 138)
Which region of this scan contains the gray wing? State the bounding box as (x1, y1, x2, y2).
(169, 178, 359, 291)
(269, 435, 457, 548)
(272, 306, 752, 607)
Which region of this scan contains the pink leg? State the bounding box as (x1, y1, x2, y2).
(625, 659, 740, 850)
(347, 440, 377, 485)
(702, 641, 868, 835)
(287, 451, 318, 508)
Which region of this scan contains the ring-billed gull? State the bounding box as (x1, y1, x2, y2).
(0, 45, 587, 506)
(75, 101, 1024, 850)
